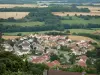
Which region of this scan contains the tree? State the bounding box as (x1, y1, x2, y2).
(69, 54, 76, 64)
(17, 33, 22, 36)
(95, 58, 100, 74)
(50, 53, 59, 61)
(0, 63, 6, 74)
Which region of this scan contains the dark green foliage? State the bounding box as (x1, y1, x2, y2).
(17, 33, 22, 36)
(69, 54, 76, 64)
(0, 51, 49, 75)
(67, 65, 84, 72)
(0, 6, 90, 12)
(76, 33, 100, 40)
(60, 45, 71, 52)
(95, 58, 100, 74)
(86, 50, 97, 58)
(50, 53, 60, 61)
(45, 31, 68, 36)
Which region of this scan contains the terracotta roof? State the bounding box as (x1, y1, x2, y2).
(80, 55, 88, 61)
(47, 70, 96, 75)
(32, 55, 49, 63)
(78, 60, 86, 67)
(48, 70, 81, 75)
(47, 60, 60, 68)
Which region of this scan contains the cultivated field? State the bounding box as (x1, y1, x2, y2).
(52, 12, 100, 16)
(0, 4, 48, 8)
(2, 36, 20, 40)
(53, 6, 100, 16)
(68, 35, 94, 41)
(77, 6, 100, 12)
(1, 11, 100, 19)
(0, 12, 29, 19)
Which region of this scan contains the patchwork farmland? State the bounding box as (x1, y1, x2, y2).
(0, 12, 29, 19)
(0, 4, 48, 8)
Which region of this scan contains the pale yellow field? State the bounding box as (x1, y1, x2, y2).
(0, 12, 29, 19)
(77, 6, 100, 12)
(68, 35, 95, 41)
(0, 4, 48, 8)
(2, 36, 20, 40)
(52, 12, 100, 16)
(53, 6, 100, 16)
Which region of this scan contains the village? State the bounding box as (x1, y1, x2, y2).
(2, 34, 95, 68)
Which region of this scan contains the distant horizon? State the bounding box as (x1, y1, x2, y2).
(0, 0, 100, 4)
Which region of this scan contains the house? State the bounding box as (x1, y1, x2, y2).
(77, 55, 88, 67)
(3, 43, 13, 51)
(21, 41, 30, 51)
(43, 70, 96, 75)
(46, 60, 60, 68)
(32, 54, 49, 63)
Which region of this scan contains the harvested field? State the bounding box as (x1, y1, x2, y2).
(0, 4, 48, 8)
(52, 12, 100, 16)
(77, 6, 100, 12)
(68, 35, 95, 41)
(2, 36, 20, 40)
(53, 6, 100, 16)
(0, 12, 29, 19)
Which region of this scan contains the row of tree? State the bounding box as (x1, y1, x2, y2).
(0, 6, 90, 12)
(1, 24, 100, 32)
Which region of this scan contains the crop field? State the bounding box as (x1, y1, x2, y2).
(0, 4, 48, 8)
(2, 36, 20, 40)
(0, 12, 29, 19)
(0, 21, 44, 26)
(77, 6, 100, 12)
(1, 12, 100, 19)
(68, 35, 95, 41)
(52, 12, 100, 16)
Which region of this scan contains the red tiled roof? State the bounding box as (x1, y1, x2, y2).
(47, 70, 96, 75)
(48, 70, 82, 75)
(78, 60, 86, 67)
(47, 60, 60, 68)
(81, 55, 88, 61)
(32, 55, 49, 63)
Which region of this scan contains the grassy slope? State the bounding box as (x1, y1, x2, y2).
(61, 17, 100, 25)
(70, 29, 96, 34)
(1, 17, 100, 27)
(0, 21, 44, 26)
(4, 28, 100, 36)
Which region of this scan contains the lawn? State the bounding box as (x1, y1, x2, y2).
(0, 21, 44, 26)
